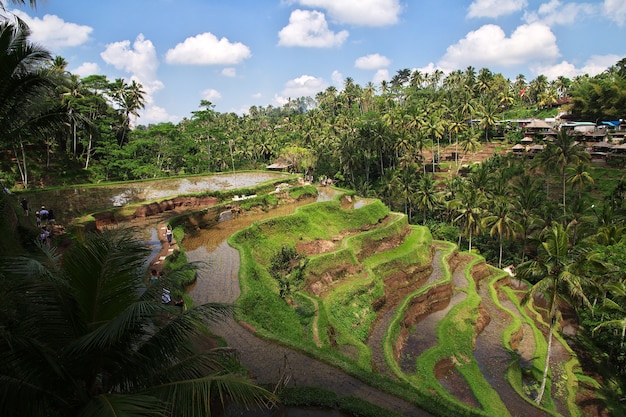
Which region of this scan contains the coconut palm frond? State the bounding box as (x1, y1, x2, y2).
(78, 393, 168, 417)
(149, 373, 278, 417)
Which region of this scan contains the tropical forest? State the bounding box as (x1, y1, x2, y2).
(1, 1, 626, 417)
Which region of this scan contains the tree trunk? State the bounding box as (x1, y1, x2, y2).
(15, 142, 28, 188)
(562, 170, 567, 217)
(85, 133, 92, 169)
(536, 318, 554, 404)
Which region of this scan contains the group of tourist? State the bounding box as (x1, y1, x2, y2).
(148, 268, 184, 307)
(21, 198, 56, 246)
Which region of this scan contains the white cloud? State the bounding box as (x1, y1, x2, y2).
(278, 9, 348, 47)
(416, 62, 441, 75)
(280, 74, 328, 99)
(603, 0, 626, 26)
(72, 62, 100, 78)
(331, 69, 343, 86)
(140, 105, 179, 125)
(101, 34, 166, 126)
(355, 53, 391, 70)
(296, 0, 401, 26)
(438, 23, 560, 70)
(252, 92, 263, 99)
(202, 88, 222, 101)
(165, 32, 251, 65)
(524, 0, 595, 26)
(467, 0, 528, 18)
(531, 54, 626, 79)
(101, 34, 164, 96)
(373, 69, 389, 84)
(12, 10, 92, 50)
(274, 94, 289, 106)
(221, 67, 237, 77)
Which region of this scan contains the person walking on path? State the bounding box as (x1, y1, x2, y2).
(149, 269, 159, 284)
(39, 206, 49, 225)
(39, 227, 50, 246)
(166, 225, 173, 246)
(21, 198, 28, 216)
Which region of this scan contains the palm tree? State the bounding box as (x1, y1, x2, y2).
(0, 228, 276, 417)
(566, 160, 594, 202)
(482, 197, 521, 268)
(414, 173, 440, 224)
(549, 129, 590, 217)
(0, 18, 56, 182)
(594, 281, 626, 348)
(110, 78, 146, 146)
(515, 222, 598, 405)
(2, 0, 38, 8)
(451, 181, 485, 251)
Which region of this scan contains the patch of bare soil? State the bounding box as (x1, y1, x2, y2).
(435, 357, 481, 409)
(296, 238, 337, 256)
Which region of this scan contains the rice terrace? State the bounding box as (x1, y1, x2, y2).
(2, 2, 626, 414)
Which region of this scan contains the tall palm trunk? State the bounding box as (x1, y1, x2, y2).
(536, 317, 554, 404)
(562, 170, 567, 217)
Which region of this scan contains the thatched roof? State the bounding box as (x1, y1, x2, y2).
(525, 119, 553, 129)
(266, 162, 292, 170)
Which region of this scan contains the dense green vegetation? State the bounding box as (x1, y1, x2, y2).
(2, 3, 626, 416)
(0, 226, 277, 417)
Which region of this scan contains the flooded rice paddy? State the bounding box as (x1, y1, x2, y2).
(20, 171, 290, 223)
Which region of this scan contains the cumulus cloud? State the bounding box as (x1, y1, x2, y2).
(531, 54, 626, 79)
(71, 62, 100, 78)
(467, 0, 528, 18)
(278, 9, 348, 47)
(202, 88, 222, 101)
(438, 23, 560, 70)
(355, 53, 391, 70)
(140, 105, 179, 125)
(101, 34, 168, 125)
(165, 32, 251, 65)
(12, 9, 92, 50)
(603, 0, 626, 26)
(296, 0, 401, 26)
(331, 69, 343, 86)
(416, 62, 442, 75)
(277, 74, 328, 101)
(524, 0, 595, 26)
(221, 67, 237, 77)
(101, 34, 164, 95)
(373, 69, 389, 84)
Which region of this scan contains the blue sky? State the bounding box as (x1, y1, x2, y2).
(6, 0, 626, 124)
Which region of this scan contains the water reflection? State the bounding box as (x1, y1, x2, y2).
(20, 172, 290, 224)
(183, 197, 318, 253)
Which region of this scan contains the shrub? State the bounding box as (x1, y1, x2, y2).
(337, 396, 405, 417)
(279, 386, 337, 407)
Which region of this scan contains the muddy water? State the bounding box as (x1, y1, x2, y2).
(19, 172, 290, 224)
(399, 251, 468, 373)
(183, 197, 317, 253)
(183, 187, 354, 253)
(184, 188, 345, 298)
(184, 187, 355, 417)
